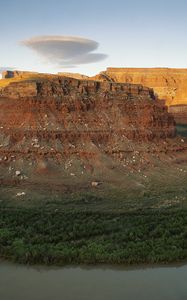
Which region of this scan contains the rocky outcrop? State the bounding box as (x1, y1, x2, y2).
(2, 70, 39, 79)
(0, 77, 175, 140)
(90, 67, 187, 125)
(0, 75, 186, 190)
(92, 68, 187, 107)
(0, 81, 37, 98)
(4, 68, 187, 108)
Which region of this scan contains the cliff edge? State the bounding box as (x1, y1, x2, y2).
(0, 74, 186, 203)
(92, 67, 187, 107)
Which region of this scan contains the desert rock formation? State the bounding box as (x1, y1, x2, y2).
(0, 74, 186, 196)
(2, 70, 39, 79)
(92, 68, 187, 107)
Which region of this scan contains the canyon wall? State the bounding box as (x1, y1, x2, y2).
(0, 77, 176, 142)
(92, 68, 187, 107)
(0, 76, 180, 187)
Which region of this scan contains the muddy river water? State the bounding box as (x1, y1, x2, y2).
(0, 261, 187, 300)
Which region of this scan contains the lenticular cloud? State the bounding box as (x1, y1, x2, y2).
(22, 36, 107, 68)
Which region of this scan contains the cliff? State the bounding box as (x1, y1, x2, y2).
(2, 70, 39, 79)
(0, 75, 186, 198)
(0, 77, 176, 141)
(92, 68, 187, 107)
(4, 68, 187, 106)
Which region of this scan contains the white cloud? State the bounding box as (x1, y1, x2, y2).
(22, 36, 108, 68)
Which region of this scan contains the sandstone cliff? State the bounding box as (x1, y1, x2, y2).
(2, 70, 39, 79)
(92, 68, 187, 107)
(0, 77, 176, 143)
(0, 75, 186, 200)
(58, 72, 89, 80)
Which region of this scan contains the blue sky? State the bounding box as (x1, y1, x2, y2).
(0, 0, 187, 75)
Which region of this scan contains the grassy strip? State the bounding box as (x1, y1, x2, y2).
(0, 208, 187, 265)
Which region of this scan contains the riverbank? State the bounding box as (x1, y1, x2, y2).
(0, 207, 187, 266)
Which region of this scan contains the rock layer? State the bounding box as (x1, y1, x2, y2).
(0, 76, 185, 190)
(0, 77, 176, 140)
(92, 68, 187, 106)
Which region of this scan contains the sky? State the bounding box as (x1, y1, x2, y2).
(0, 0, 187, 76)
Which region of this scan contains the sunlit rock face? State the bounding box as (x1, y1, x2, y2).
(91, 67, 187, 106)
(0, 76, 176, 141)
(89, 67, 187, 125)
(0, 75, 185, 189)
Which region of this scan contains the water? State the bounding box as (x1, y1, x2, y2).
(0, 261, 187, 300)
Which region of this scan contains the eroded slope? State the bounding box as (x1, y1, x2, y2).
(0, 76, 186, 207)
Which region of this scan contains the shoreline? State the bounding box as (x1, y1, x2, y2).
(0, 256, 187, 271)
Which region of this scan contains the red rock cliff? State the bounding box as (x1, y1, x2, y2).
(0, 77, 175, 142)
(92, 68, 187, 107)
(0, 76, 183, 189)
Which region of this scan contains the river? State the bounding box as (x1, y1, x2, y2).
(0, 261, 187, 300)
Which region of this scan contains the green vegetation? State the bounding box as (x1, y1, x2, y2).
(0, 207, 187, 265)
